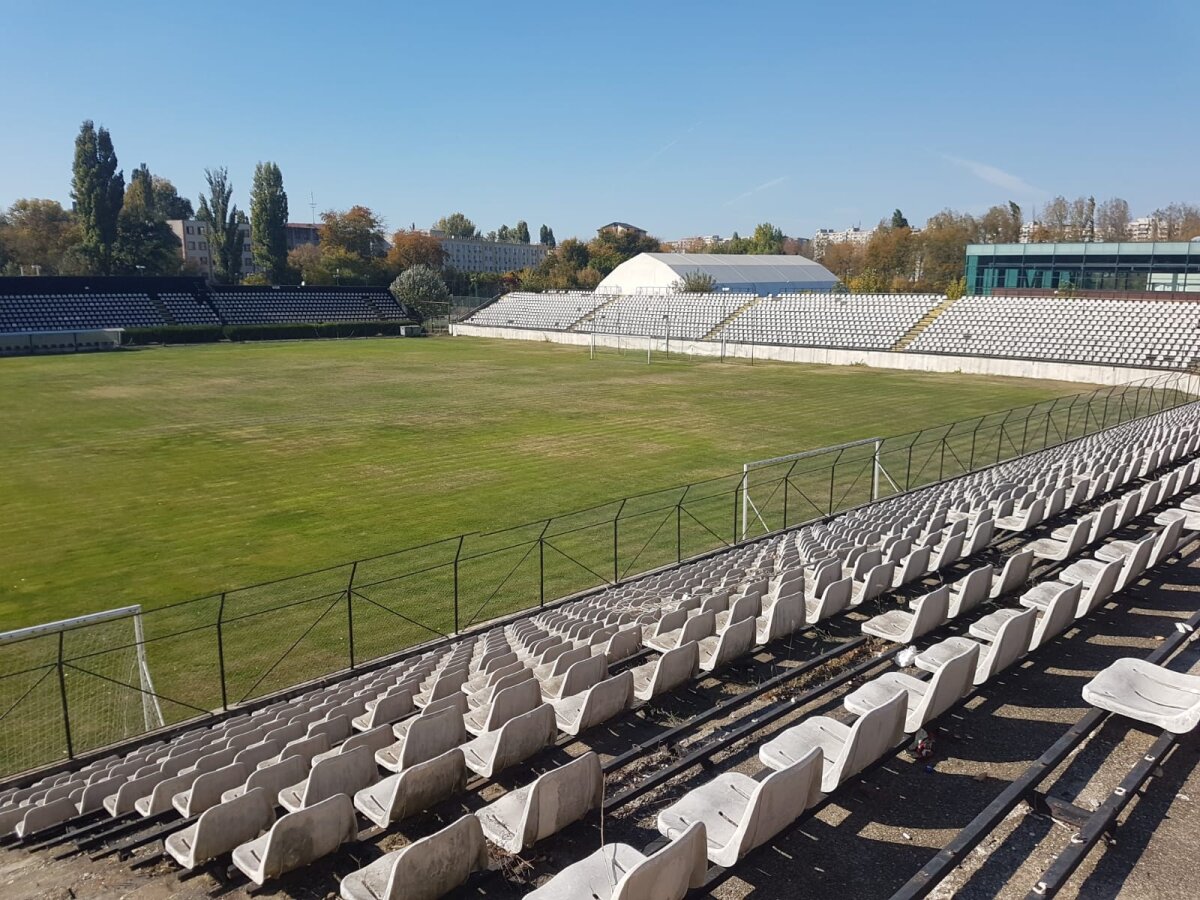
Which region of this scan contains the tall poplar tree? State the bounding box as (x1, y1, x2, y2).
(250, 161, 289, 282)
(197, 167, 243, 283)
(70, 120, 124, 273)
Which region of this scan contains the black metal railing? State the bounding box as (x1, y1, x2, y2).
(0, 370, 1194, 778)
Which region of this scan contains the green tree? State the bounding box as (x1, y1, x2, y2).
(123, 164, 156, 220)
(672, 271, 717, 292)
(71, 120, 125, 273)
(433, 212, 477, 238)
(586, 229, 661, 276)
(496, 224, 512, 242)
(152, 177, 194, 219)
(750, 222, 785, 254)
(539, 224, 556, 248)
(390, 264, 450, 314)
(0, 199, 82, 274)
(514, 220, 530, 244)
(197, 166, 243, 283)
(890, 209, 909, 229)
(112, 217, 181, 275)
(250, 161, 289, 283)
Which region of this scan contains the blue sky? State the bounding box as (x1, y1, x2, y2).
(2, 1, 1196, 242)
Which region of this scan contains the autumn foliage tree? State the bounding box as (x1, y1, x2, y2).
(387, 230, 446, 274)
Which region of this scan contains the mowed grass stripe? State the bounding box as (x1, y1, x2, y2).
(0, 337, 1081, 630)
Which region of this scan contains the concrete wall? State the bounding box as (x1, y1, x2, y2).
(451, 322, 1197, 390)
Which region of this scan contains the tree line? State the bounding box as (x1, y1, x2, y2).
(814, 198, 1200, 295)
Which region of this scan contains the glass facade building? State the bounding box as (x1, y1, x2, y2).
(965, 242, 1200, 295)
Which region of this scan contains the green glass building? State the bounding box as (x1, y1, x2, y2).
(964, 242, 1200, 295)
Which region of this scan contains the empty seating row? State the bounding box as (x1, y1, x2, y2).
(715, 293, 942, 349)
(207, 287, 409, 324)
(462, 292, 612, 330)
(909, 295, 1200, 368)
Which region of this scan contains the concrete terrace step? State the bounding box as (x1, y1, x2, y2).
(702, 296, 763, 341)
(891, 296, 960, 351)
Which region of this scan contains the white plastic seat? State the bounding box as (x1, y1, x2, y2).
(376, 706, 465, 773)
(231, 793, 357, 886)
(656, 745, 820, 867)
(353, 748, 466, 829)
(644, 611, 715, 654)
(525, 821, 708, 900)
(461, 703, 557, 778)
(631, 642, 699, 702)
(991, 548, 1034, 598)
(277, 744, 378, 813)
(340, 814, 488, 900)
(476, 752, 603, 853)
(222, 755, 308, 805)
(851, 563, 893, 607)
(972, 581, 1081, 651)
(843, 643, 978, 733)
(553, 671, 633, 736)
(165, 787, 275, 870)
(1029, 514, 1092, 561)
(1083, 658, 1200, 733)
(759, 691, 905, 798)
(861, 585, 948, 644)
(947, 565, 993, 618)
(540, 654, 606, 701)
(697, 616, 755, 673)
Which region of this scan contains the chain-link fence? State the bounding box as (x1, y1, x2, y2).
(1, 370, 1194, 778)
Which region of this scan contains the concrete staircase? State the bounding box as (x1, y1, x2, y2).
(891, 297, 959, 351)
(148, 292, 178, 326)
(701, 296, 762, 341)
(567, 295, 623, 331)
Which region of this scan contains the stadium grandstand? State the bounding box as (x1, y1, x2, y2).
(458, 288, 1200, 370)
(0, 276, 420, 353)
(3, 397, 1200, 899)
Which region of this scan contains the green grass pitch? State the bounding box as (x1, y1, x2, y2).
(0, 336, 1081, 632)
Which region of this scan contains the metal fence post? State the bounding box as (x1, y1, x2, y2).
(538, 536, 545, 607)
(57, 631, 73, 760)
(346, 561, 357, 670)
(453, 535, 464, 635)
(732, 481, 740, 545)
(217, 592, 228, 711)
(613, 500, 625, 585)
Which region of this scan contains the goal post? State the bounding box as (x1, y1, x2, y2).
(0, 604, 165, 735)
(740, 437, 900, 540)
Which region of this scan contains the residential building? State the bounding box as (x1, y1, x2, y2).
(812, 226, 874, 256)
(597, 222, 648, 238)
(168, 219, 257, 279)
(664, 235, 722, 252)
(431, 234, 549, 274)
(965, 242, 1200, 295)
(286, 222, 321, 251)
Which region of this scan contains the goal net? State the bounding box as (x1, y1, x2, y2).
(0, 605, 164, 774)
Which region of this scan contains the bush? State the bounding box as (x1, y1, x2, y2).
(224, 321, 418, 342)
(123, 321, 420, 346)
(123, 325, 225, 345)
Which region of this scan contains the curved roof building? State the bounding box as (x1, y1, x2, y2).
(595, 252, 839, 295)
